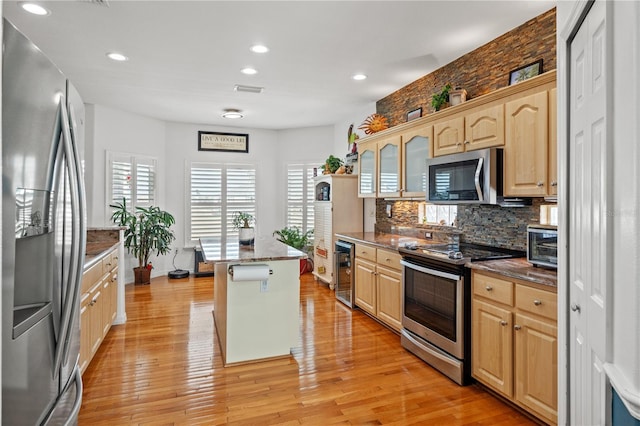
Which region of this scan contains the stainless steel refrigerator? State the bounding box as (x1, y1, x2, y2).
(2, 19, 86, 425)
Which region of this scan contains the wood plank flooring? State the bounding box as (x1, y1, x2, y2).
(79, 273, 536, 425)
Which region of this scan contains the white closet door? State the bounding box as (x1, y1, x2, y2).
(569, 1, 611, 424)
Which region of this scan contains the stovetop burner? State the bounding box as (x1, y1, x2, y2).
(399, 242, 525, 264)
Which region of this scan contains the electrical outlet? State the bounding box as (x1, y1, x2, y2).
(424, 232, 433, 239)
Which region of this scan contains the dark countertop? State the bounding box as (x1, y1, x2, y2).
(336, 232, 557, 288)
(84, 242, 119, 271)
(335, 232, 432, 251)
(466, 258, 557, 289)
(199, 237, 306, 263)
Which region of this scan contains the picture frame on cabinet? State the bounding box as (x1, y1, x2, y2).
(508, 59, 543, 85)
(407, 107, 422, 121)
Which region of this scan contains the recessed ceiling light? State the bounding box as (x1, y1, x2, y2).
(106, 52, 129, 62)
(222, 109, 243, 119)
(250, 45, 269, 54)
(19, 2, 50, 16)
(352, 74, 367, 81)
(241, 67, 258, 75)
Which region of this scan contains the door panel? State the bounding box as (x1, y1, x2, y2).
(569, 1, 610, 424)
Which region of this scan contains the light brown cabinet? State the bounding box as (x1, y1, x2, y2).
(354, 244, 402, 331)
(472, 271, 557, 425)
(433, 104, 504, 157)
(548, 88, 558, 196)
(80, 247, 119, 374)
(359, 126, 431, 198)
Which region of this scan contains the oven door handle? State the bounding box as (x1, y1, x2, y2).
(400, 260, 462, 281)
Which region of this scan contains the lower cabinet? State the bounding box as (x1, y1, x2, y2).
(354, 244, 402, 331)
(471, 271, 558, 425)
(79, 247, 119, 374)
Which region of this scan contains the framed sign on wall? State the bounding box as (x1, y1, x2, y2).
(198, 131, 249, 153)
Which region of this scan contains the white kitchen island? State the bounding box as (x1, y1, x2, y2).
(200, 237, 306, 366)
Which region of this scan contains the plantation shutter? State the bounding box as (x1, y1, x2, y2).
(286, 162, 319, 234)
(188, 163, 256, 245)
(107, 152, 157, 221)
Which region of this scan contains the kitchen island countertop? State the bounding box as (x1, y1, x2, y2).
(199, 236, 306, 263)
(466, 258, 557, 289)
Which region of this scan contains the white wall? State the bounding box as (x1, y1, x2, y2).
(85, 104, 347, 280)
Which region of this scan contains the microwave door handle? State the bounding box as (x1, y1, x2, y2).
(474, 157, 484, 202)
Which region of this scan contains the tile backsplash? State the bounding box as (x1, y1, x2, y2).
(375, 199, 544, 251)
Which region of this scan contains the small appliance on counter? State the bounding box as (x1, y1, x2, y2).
(527, 224, 558, 269)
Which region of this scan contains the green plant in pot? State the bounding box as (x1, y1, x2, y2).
(110, 198, 176, 284)
(321, 155, 344, 174)
(232, 211, 255, 246)
(431, 83, 452, 111)
(273, 226, 314, 274)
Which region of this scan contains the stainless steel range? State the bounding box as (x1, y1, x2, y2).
(398, 242, 524, 385)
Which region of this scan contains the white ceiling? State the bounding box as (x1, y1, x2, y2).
(3, 0, 556, 130)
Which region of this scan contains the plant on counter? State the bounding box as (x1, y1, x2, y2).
(232, 211, 255, 229)
(431, 83, 452, 111)
(110, 198, 176, 284)
(232, 211, 255, 246)
(273, 226, 313, 251)
(273, 226, 314, 274)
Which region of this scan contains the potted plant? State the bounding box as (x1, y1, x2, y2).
(321, 155, 344, 174)
(273, 226, 314, 274)
(110, 198, 176, 284)
(232, 211, 255, 246)
(431, 83, 452, 111)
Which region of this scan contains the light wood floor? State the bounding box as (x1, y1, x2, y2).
(79, 272, 536, 425)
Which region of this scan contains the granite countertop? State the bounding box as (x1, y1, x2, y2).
(334, 232, 431, 251)
(199, 237, 306, 263)
(466, 258, 557, 289)
(84, 242, 120, 270)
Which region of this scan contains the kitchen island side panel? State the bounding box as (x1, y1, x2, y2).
(214, 259, 300, 365)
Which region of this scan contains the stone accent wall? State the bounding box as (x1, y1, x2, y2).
(376, 8, 556, 126)
(375, 199, 544, 251)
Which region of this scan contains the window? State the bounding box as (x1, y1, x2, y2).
(188, 163, 256, 245)
(418, 202, 457, 227)
(106, 152, 157, 221)
(286, 162, 318, 233)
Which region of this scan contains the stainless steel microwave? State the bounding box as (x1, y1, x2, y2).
(527, 225, 558, 268)
(426, 148, 501, 204)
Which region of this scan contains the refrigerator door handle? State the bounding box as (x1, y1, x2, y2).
(52, 97, 85, 377)
(62, 366, 83, 426)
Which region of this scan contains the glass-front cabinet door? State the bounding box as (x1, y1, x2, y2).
(358, 141, 376, 197)
(377, 136, 401, 197)
(402, 126, 432, 197)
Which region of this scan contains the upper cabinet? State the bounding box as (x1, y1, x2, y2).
(548, 88, 558, 196)
(401, 127, 431, 198)
(377, 136, 402, 197)
(358, 141, 377, 197)
(433, 104, 504, 157)
(356, 70, 556, 199)
(358, 125, 431, 198)
(504, 91, 549, 197)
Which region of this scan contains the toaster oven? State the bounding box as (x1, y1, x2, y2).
(527, 225, 558, 268)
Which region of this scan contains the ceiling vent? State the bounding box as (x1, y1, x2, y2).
(79, 0, 110, 7)
(234, 84, 264, 94)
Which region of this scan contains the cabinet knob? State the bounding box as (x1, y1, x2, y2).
(514, 325, 522, 331)
(500, 320, 508, 327)
(485, 285, 493, 291)
(536, 181, 544, 187)
(533, 299, 542, 306)
(570, 303, 581, 313)
(551, 181, 558, 187)
(464, 140, 470, 145)
(456, 142, 462, 147)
